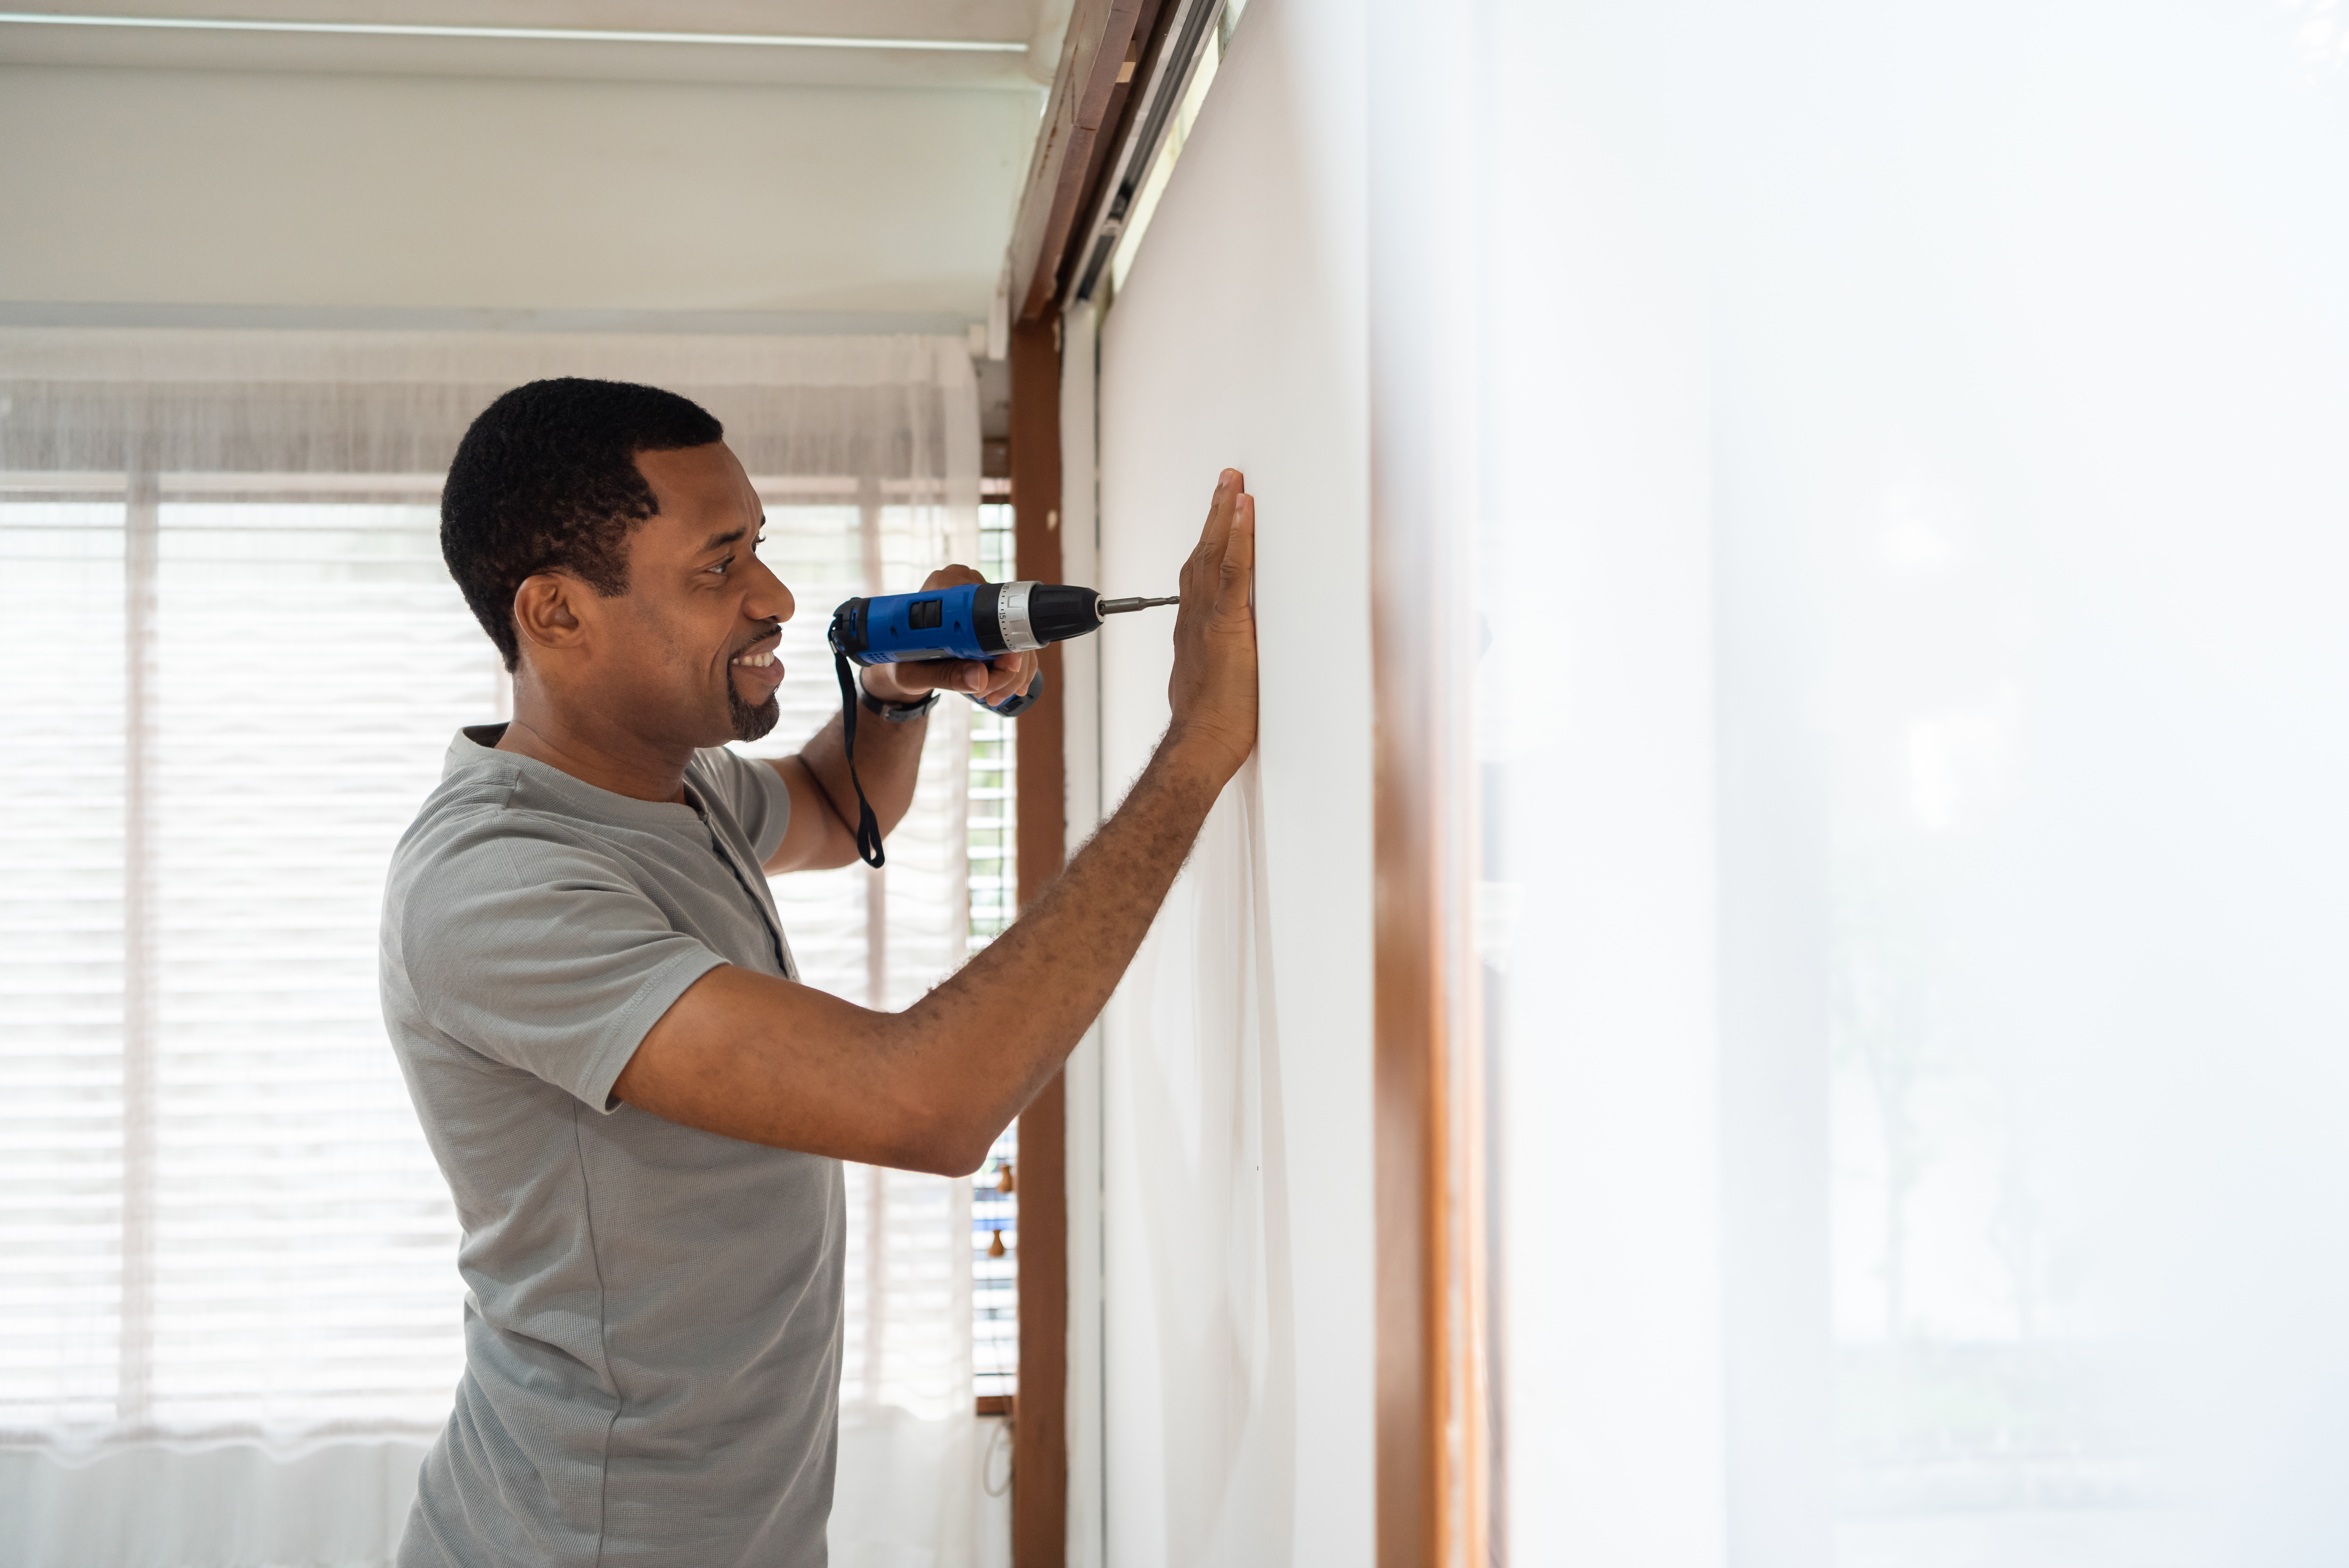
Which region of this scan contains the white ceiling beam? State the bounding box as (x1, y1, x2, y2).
(0, 11, 1026, 50)
(0, 2, 1068, 87)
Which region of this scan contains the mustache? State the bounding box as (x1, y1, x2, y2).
(729, 621, 784, 660)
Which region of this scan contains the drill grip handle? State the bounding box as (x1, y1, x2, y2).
(977, 669, 1045, 717)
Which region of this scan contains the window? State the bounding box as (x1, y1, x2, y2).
(0, 472, 1000, 1442)
(0, 475, 479, 1445)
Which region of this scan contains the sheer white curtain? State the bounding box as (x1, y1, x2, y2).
(0, 328, 980, 1566)
(1446, 2, 2349, 1564)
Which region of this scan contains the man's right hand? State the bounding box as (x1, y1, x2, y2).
(1164, 469, 1260, 787)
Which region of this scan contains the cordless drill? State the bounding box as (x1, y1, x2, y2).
(826, 582, 1178, 866)
(828, 581, 1179, 717)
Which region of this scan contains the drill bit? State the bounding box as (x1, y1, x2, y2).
(1098, 594, 1181, 615)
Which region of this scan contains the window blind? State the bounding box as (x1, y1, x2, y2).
(0, 480, 483, 1445)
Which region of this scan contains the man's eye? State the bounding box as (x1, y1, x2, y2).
(709, 556, 733, 576)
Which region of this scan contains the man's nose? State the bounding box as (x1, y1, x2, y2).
(745, 555, 794, 625)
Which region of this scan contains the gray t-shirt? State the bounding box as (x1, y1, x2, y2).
(381, 726, 844, 1568)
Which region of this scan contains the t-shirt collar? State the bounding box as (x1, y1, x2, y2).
(447, 725, 712, 831)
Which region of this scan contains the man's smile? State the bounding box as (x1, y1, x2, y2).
(729, 629, 784, 691)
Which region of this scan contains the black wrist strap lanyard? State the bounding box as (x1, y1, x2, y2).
(832, 644, 890, 869)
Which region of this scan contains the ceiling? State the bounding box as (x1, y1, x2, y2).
(0, 2, 1075, 320)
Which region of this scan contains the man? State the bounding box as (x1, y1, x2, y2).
(381, 378, 1257, 1566)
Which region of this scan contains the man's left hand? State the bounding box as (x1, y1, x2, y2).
(856, 564, 1040, 711)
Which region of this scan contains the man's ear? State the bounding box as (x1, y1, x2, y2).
(510, 573, 588, 660)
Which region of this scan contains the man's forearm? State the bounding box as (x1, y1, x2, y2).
(893, 732, 1226, 1165)
(628, 728, 1226, 1175)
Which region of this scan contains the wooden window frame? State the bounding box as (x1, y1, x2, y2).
(1007, 318, 1069, 1568)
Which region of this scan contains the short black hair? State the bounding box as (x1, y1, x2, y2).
(441, 378, 725, 670)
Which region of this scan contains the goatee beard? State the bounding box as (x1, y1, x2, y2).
(729, 683, 780, 743)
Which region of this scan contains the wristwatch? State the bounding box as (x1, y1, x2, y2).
(857, 673, 939, 723)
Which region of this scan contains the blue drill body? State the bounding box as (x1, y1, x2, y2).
(837, 581, 994, 665)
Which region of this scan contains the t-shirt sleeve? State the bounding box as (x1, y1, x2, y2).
(395, 823, 727, 1112)
(697, 746, 795, 864)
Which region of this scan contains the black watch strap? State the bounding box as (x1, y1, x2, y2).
(857, 675, 939, 723)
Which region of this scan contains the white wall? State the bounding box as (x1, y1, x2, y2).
(0, 64, 1037, 315)
(1058, 296, 1109, 1568)
(1094, 0, 1373, 1563)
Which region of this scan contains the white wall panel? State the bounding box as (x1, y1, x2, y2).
(1094, 0, 1371, 1563)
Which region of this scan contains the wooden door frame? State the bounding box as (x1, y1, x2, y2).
(1008, 318, 1069, 1568)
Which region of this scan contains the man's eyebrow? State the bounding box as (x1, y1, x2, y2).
(699, 525, 750, 551)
